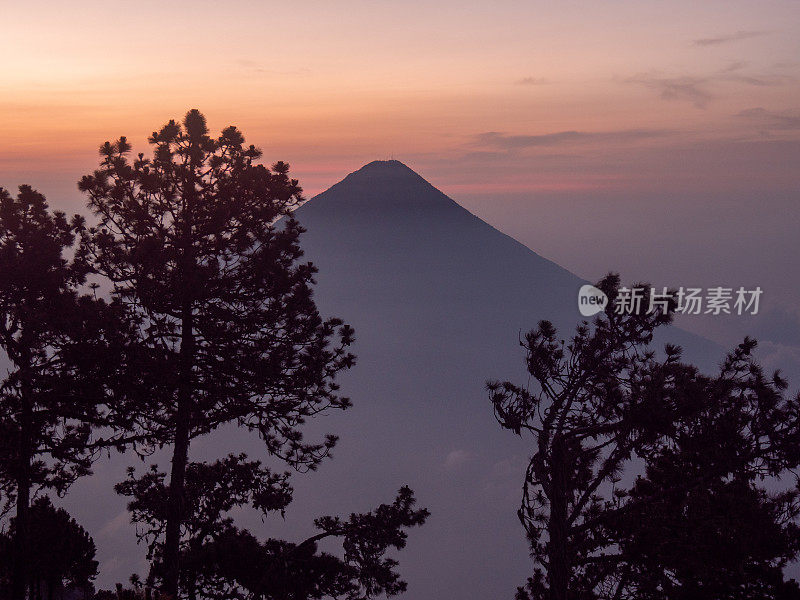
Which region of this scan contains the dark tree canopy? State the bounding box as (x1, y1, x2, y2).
(489, 275, 800, 600)
(0, 185, 133, 600)
(78, 109, 356, 596)
(598, 339, 800, 600)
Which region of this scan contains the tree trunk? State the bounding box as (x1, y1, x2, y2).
(12, 462, 31, 600)
(162, 304, 194, 598)
(548, 437, 569, 600)
(162, 145, 201, 599)
(12, 361, 33, 600)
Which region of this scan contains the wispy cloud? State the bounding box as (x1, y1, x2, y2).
(736, 107, 800, 130)
(726, 74, 787, 86)
(721, 61, 747, 73)
(627, 66, 791, 108)
(719, 63, 793, 87)
(444, 449, 472, 469)
(627, 74, 712, 108)
(97, 511, 131, 539)
(516, 76, 549, 85)
(692, 30, 769, 47)
(473, 129, 670, 150)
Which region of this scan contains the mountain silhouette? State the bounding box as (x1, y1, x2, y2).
(64, 160, 721, 599)
(284, 161, 721, 599)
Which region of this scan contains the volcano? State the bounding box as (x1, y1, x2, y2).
(282, 160, 720, 599)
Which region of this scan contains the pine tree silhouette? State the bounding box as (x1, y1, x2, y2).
(490, 275, 800, 600)
(0, 186, 134, 600)
(598, 338, 800, 600)
(78, 110, 356, 597)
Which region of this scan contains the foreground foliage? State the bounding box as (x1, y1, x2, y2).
(490, 275, 800, 600)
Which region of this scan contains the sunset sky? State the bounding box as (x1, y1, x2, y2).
(2, 0, 799, 360)
(3, 0, 798, 192)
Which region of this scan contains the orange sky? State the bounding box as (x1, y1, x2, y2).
(2, 0, 799, 205)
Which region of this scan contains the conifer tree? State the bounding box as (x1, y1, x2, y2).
(0, 185, 131, 600)
(596, 339, 800, 600)
(490, 275, 800, 600)
(489, 275, 679, 600)
(79, 110, 355, 597)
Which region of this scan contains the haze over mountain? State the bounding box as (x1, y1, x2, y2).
(62, 160, 721, 599)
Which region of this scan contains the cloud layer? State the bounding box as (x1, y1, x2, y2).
(692, 30, 769, 47)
